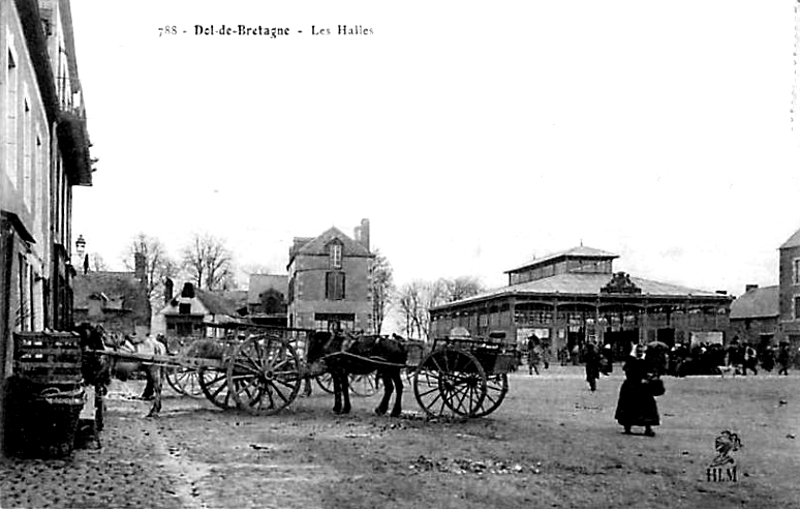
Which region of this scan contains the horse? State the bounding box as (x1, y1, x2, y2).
(306, 331, 407, 417)
(100, 328, 167, 418)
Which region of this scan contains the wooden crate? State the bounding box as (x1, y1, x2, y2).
(13, 331, 83, 385)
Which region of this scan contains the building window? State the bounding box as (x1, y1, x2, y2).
(325, 271, 345, 300)
(794, 258, 800, 285)
(23, 97, 31, 208)
(6, 50, 18, 185)
(329, 242, 342, 269)
(179, 303, 191, 314)
(795, 296, 800, 321)
(314, 313, 355, 332)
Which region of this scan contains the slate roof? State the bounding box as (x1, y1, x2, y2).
(780, 227, 800, 249)
(248, 274, 288, 304)
(505, 246, 619, 274)
(729, 286, 779, 319)
(72, 271, 151, 320)
(289, 226, 372, 262)
(195, 289, 242, 317)
(431, 272, 730, 311)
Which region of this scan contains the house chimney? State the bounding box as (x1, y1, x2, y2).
(164, 277, 174, 304)
(134, 252, 147, 287)
(745, 284, 759, 293)
(181, 282, 195, 299)
(358, 218, 370, 252)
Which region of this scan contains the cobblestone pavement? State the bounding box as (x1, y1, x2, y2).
(0, 379, 343, 509)
(1, 381, 187, 508)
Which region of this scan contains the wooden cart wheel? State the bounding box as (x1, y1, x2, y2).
(198, 368, 234, 409)
(166, 367, 203, 397)
(315, 372, 378, 397)
(471, 373, 508, 418)
(413, 347, 486, 418)
(315, 373, 335, 394)
(349, 373, 379, 397)
(227, 335, 302, 415)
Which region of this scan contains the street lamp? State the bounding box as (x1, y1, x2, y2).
(75, 234, 86, 260)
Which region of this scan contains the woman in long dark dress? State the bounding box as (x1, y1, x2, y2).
(614, 344, 659, 436)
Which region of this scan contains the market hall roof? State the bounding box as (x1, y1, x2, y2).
(430, 272, 732, 311)
(505, 246, 619, 274)
(729, 285, 779, 320)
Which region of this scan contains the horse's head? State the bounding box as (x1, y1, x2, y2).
(74, 322, 107, 352)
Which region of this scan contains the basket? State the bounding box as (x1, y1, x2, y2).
(14, 331, 83, 385)
(4, 380, 85, 458)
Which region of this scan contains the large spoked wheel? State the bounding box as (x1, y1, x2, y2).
(227, 335, 302, 415)
(198, 368, 234, 409)
(166, 367, 203, 397)
(350, 373, 379, 397)
(471, 373, 508, 417)
(315, 373, 335, 394)
(413, 347, 487, 418)
(315, 372, 378, 397)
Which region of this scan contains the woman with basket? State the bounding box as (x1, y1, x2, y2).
(614, 343, 662, 437)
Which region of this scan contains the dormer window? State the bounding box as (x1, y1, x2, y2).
(329, 241, 342, 269)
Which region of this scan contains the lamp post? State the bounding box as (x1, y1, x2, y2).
(75, 235, 86, 273)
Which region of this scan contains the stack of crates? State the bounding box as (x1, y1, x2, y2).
(6, 331, 86, 458)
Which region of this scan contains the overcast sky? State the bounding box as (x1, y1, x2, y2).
(70, 0, 800, 296)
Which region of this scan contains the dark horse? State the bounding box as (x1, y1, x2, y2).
(306, 331, 407, 417)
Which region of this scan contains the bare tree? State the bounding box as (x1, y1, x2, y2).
(181, 233, 234, 291)
(371, 249, 394, 335)
(396, 280, 446, 340)
(124, 233, 177, 302)
(89, 253, 109, 272)
(441, 276, 484, 303)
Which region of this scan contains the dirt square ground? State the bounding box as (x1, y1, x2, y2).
(1, 365, 798, 508)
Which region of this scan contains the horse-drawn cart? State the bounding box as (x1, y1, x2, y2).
(96, 325, 520, 420)
(101, 327, 311, 416)
(410, 335, 519, 418)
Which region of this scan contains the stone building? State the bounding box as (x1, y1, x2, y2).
(246, 273, 288, 327)
(0, 0, 93, 454)
(778, 227, 800, 349)
(152, 282, 244, 339)
(430, 246, 733, 359)
(729, 284, 779, 347)
(72, 253, 152, 337)
(287, 219, 374, 333)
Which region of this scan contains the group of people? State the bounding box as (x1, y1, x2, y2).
(661, 340, 794, 377)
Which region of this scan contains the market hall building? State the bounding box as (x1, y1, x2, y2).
(429, 247, 733, 359)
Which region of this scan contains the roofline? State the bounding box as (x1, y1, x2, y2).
(504, 252, 619, 274)
(430, 288, 733, 312)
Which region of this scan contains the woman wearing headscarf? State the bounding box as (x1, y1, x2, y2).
(614, 343, 660, 437)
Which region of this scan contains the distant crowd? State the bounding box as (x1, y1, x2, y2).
(524, 337, 796, 377)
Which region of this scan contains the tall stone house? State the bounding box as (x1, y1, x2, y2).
(0, 0, 93, 454)
(728, 225, 800, 362)
(778, 227, 800, 349)
(287, 219, 374, 333)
